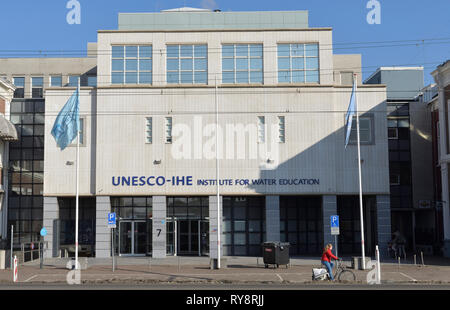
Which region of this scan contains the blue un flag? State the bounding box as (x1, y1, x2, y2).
(51, 87, 80, 150)
(344, 80, 356, 148)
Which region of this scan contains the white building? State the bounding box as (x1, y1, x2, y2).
(42, 9, 391, 259)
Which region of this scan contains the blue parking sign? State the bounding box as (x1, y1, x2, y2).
(330, 215, 339, 228)
(108, 213, 116, 228)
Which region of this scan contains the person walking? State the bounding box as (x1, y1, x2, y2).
(321, 243, 340, 281)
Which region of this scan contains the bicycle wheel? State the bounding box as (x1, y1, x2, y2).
(338, 270, 356, 282)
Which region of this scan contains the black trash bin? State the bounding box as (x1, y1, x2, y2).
(262, 242, 290, 268)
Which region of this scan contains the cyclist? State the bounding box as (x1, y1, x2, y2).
(321, 243, 340, 281)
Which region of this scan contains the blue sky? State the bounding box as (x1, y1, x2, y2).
(2, 0, 449, 84)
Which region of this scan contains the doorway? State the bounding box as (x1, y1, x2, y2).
(119, 221, 147, 256)
(166, 219, 209, 256)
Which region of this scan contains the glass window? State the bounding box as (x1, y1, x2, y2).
(32, 77, 44, 98)
(278, 116, 285, 143)
(167, 45, 207, 85)
(348, 116, 374, 144)
(222, 44, 263, 84)
(277, 43, 319, 84)
(51, 76, 62, 87)
(112, 45, 152, 85)
(68, 76, 80, 87)
(145, 117, 152, 144)
(13, 77, 25, 98)
(258, 116, 265, 143)
(87, 76, 97, 87)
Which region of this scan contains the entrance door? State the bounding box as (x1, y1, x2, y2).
(200, 220, 209, 256)
(119, 221, 132, 255)
(166, 219, 177, 256)
(119, 221, 146, 256)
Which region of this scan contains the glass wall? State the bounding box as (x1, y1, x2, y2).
(280, 196, 323, 255)
(223, 196, 265, 256)
(8, 99, 44, 246)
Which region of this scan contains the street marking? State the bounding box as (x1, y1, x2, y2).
(23, 275, 38, 282)
(399, 272, 417, 282)
(276, 274, 283, 282)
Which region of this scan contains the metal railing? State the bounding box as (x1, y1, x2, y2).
(14, 242, 49, 264)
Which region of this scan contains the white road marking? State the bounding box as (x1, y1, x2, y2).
(276, 274, 284, 282)
(399, 272, 417, 282)
(23, 275, 38, 282)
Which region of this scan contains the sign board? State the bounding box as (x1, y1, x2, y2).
(40, 228, 47, 237)
(108, 213, 116, 229)
(330, 215, 340, 235)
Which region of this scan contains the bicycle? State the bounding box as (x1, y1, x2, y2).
(325, 259, 356, 282)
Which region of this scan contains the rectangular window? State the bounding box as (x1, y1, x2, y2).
(278, 116, 285, 143)
(348, 115, 374, 144)
(87, 76, 97, 87)
(165, 117, 172, 144)
(257, 116, 265, 143)
(167, 45, 207, 84)
(390, 174, 401, 185)
(31, 77, 44, 98)
(222, 44, 263, 84)
(13, 77, 25, 98)
(68, 75, 80, 87)
(277, 43, 319, 84)
(50, 75, 62, 87)
(146, 117, 152, 144)
(112, 45, 152, 85)
(388, 127, 398, 140)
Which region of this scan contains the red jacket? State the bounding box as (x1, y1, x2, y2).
(321, 249, 338, 262)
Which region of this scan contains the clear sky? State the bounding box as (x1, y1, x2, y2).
(1, 0, 449, 84)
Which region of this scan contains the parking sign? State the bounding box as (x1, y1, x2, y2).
(330, 215, 339, 235)
(108, 213, 116, 228)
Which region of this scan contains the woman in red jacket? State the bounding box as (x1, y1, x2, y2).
(321, 243, 340, 280)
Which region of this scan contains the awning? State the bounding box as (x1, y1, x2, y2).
(0, 114, 18, 141)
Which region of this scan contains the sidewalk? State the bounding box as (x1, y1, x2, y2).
(0, 256, 449, 285)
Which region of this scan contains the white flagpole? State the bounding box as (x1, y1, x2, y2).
(355, 73, 366, 270)
(215, 75, 221, 269)
(75, 80, 80, 270)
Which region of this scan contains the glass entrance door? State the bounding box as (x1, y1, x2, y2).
(200, 220, 209, 256)
(119, 221, 146, 256)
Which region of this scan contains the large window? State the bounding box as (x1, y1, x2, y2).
(112, 45, 152, 85)
(111, 197, 153, 220)
(222, 44, 263, 84)
(50, 75, 62, 87)
(8, 99, 45, 246)
(278, 43, 319, 83)
(167, 45, 207, 84)
(280, 196, 322, 255)
(223, 196, 265, 256)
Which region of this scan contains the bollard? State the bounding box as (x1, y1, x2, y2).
(398, 256, 401, 270)
(421, 251, 425, 266)
(178, 256, 180, 272)
(414, 254, 417, 266)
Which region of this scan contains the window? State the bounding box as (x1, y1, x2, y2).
(348, 115, 374, 144)
(112, 45, 152, 85)
(145, 117, 152, 144)
(167, 45, 207, 84)
(68, 76, 80, 87)
(165, 117, 172, 143)
(50, 76, 62, 87)
(388, 127, 398, 139)
(13, 77, 25, 98)
(222, 44, 263, 84)
(31, 77, 44, 98)
(278, 43, 319, 83)
(340, 71, 353, 85)
(390, 174, 401, 185)
(87, 76, 97, 87)
(278, 116, 285, 143)
(257, 116, 265, 143)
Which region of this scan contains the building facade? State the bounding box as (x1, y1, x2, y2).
(431, 60, 450, 257)
(41, 9, 391, 259)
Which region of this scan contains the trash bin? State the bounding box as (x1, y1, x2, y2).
(262, 242, 290, 268)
